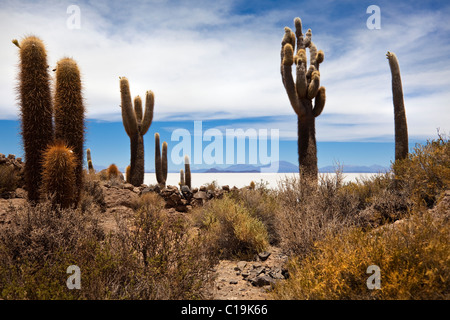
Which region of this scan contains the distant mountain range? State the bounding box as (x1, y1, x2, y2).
(96, 161, 389, 174)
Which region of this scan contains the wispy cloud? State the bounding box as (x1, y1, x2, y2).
(0, 0, 449, 142)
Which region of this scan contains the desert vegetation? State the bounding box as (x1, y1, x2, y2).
(0, 16, 448, 300)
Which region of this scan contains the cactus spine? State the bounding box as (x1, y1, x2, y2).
(387, 51, 408, 161)
(41, 141, 77, 209)
(280, 18, 326, 184)
(14, 36, 54, 203)
(120, 77, 154, 186)
(54, 57, 85, 204)
(184, 155, 191, 189)
(155, 133, 168, 188)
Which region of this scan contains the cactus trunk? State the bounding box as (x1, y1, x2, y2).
(15, 36, 54, 203)
(155, 133, 167, 188)
(387, 52, 408, 161)
(184, 155, 191, 189)
(130, 132, 145, 186)
(297, 108, 318, 182)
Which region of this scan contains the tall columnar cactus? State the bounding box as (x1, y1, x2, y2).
(184, 155, 191, 190)
(280, 18, 326, 184)
(13, 36, 54, 203)
(41, 141, 77, 209)
(120, 77, 154, 186)
(155, 133, 168, 188)
(86, 148, 94, 173)
(387, 51, 408, 161)
(54, 57, 85, 202)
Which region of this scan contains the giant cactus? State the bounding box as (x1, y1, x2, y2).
(280, 18, 325, 184)
(13, 36, 54, 203)
(54, 57, 85, 203)
(386, 51, 408, 161)
(155, 133, 168, 188)
(120, 77, 154, 186)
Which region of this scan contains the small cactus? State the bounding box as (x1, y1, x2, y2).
(184, 155, 191, 190)
(41, 141, 77, 209)
(120, 77, 154, 186)
(155, 133, 168, 188)
(106, 164, 120, 180)
(126, 165, 131, 183)
(14, 36, 54, 203)
(179, 169, 185, 187)
(86, 148, 94, 173)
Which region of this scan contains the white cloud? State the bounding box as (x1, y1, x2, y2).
(0, 0, 449, 142)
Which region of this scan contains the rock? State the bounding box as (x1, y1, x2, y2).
(250, 275, 275, 287)
(199, 186, 207, 192)
(122, 183, 134, 191)
(180, 185, 192, 200)
(258, 251, 271, 261)
(229, 280, 239, 285)
(235, 261, 247, 272)
(193, 191, 207, 200)
(222, 185, 230, 192)
(103, 186, 139, 209)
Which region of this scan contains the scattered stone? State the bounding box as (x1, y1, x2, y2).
(229, 280, 239, 285)
(235, 261, 247, 272)
(258, 251, 271, 261)
(250, 275, 275, 287)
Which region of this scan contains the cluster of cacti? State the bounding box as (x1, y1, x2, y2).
(13, 36, 54, 203)
(387, 51, 408, 162)
(13, 36, 85, 208)
(155, 133, 168, 188)
(280, 17, 326, 184)
(179, 155, 191, 189)
(119, 77, 154, 187)
(86, 148, 94, 173)
(41, 141, 77, 209)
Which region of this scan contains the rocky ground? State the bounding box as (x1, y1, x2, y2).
(0, 154, 289, 300)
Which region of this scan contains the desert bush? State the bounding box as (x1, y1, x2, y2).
(0, 196, 215, 299)
(272, 205, 449, 300)
(393, 135, 450, 208)
(275, 172, 360, 257)
(0, 165, 18, 196)
(194, 196, 269, 259)
(230, 187, 280, 245)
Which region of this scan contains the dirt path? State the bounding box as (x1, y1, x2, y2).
(210, 246, 289, 300)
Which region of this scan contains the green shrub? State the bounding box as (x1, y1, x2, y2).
(196, 196, 269, 259)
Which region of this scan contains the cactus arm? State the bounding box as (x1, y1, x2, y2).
(120, 77, 138, 137)
(281, 44, 305, 116)
(140, 90, 154, 136)
(296, 49, 308, 99)
(313, 86, 326, 117)
(134, 96, 143, 124)
(307, 71, 320, 99)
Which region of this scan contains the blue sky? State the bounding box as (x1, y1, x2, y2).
(0, 0, 449, 171)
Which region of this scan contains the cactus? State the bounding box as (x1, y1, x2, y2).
(54, 57, 85, 203)
(41, 141, 77, 209)
(120, 77, 154, 186)
(13, 36, 54, 203)
(155, 133, 168, 188)
(387, 51, 408, 161)
(126, 165, 131, 183)
(280, 18, 326, 184)
(86, 148, 94, 173)
(179, 169, 185, 187)
(184, 155, 191, 190)
(106, 163, 119, 180)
